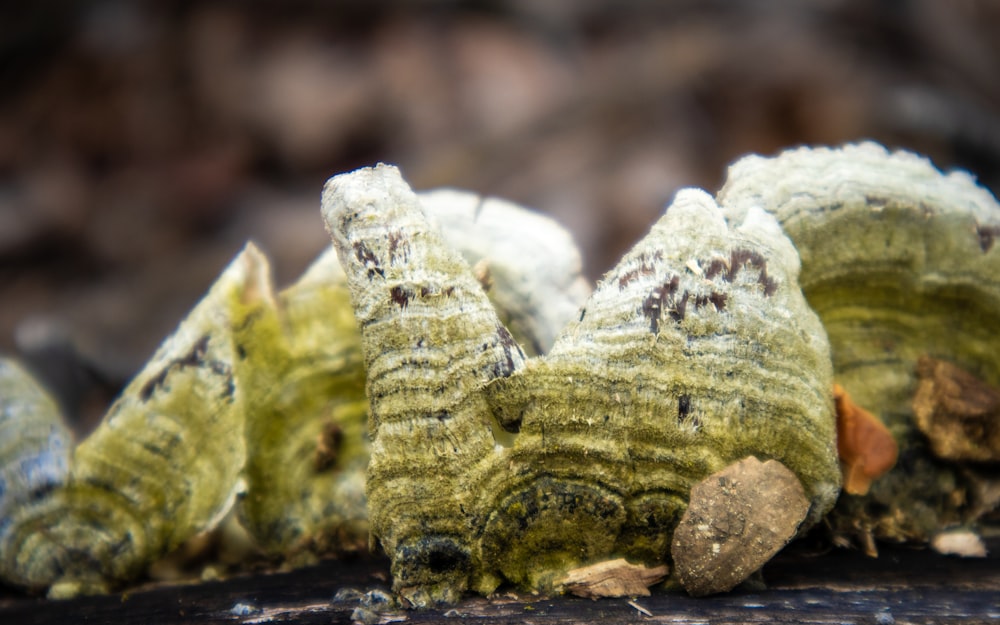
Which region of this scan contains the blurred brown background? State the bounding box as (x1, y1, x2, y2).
(2, 0, 999, 429)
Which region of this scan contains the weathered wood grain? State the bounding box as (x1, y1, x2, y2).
(3, 541, 998, 625)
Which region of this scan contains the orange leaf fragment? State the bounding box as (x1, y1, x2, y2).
(834, 384, 898, 495)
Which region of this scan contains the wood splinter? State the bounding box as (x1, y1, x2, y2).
(558, 559, 668, 599)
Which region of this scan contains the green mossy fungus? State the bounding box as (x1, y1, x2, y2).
(238, 190, 590, 560)
(324, 165, 531, 606)
(6, 141, 996, 602)
(0, 184, 588, 598)
(234, 247, 369, 557)
(0, 358, 74, 585)
(0, 360, 72, 521)
(0, 247, 266, 597)
(718, 142, 1000, 543)
(475, 189, 840, 593)
(323, 166, 840, 605)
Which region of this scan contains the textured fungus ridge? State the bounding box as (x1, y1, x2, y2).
(0, 181, 587, 598)
(4, 142, 998, 604)
(323, 167, 840, 605)
(0, 248, 264, 597)
(323, 165, 531, 605)
(717, 142, 1000, 543)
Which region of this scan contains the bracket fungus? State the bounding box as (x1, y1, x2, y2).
(1, 248, 262, 597)
(0, 186, 587, 598)
(718, 142, 1000, 546)
(323, 165, 838, 605)
(1, 141, 998, 604)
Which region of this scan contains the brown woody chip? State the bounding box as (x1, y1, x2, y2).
(671, 456, 809, 597)
(913, 355, 1000, 463)
(559, 558, 668, 599)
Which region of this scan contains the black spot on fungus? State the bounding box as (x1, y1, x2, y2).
(491, 323, 523, 379)
(390, 285, 413, 309)
(727, 248, 777, 296)
(387, 230, 409, 263)
(692, 292, 727, 313)
(352, 241, 385, 279)
(709, 291, 728, 311)
(617, 268, 640, 290)
(678, 394, 691, 422)
(617, 253, 661, 290)
(497, 324, 517, 350)
(138, 435, 178, 460)
(704, 258, 727, 280)
(222, 373, 236, 401)
(865, 195, 889, 209)
(419, 285, 456, 298)
(25, 481, 59, 505)
(425, 545, 466, 574)
(140, 335, 211, 401)
(83, 476, 134, 502)
(761, 275, 778, 296)
(353, 240, 377, 265)
(181, 335, 211, 367)
(397, 537, 471, 577)
(641, 275, 681, 333)
(668, 291, 689, 323)
(314, 422, 344, 472)
(726, 249, 764, 282)
(977, 224, 1000, 252)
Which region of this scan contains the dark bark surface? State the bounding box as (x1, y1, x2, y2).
(3, 541, 998, 625)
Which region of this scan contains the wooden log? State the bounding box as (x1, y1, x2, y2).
(2, 539, 999, 625)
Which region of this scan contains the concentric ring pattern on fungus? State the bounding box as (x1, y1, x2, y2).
(323, 165, 839, 606)
(0, 181, 588, 598)
(3, 142, 998, 602)
(718, 142, 1000, 542)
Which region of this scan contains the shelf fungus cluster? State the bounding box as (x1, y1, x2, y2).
(718, 143, 1000, 550)
(2, 142, 999, 605)
(0, 189, 589, 598)
(323, 165, 839, 605)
